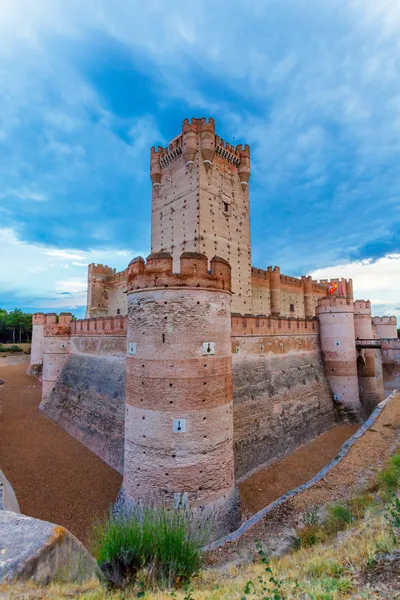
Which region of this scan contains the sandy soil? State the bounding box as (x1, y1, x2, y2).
(0, 359, 122, 544)
(208, 392, 400, 567)
(240, 423, 358, 514)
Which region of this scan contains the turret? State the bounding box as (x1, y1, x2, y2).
(150, 146, 162, 187)
(182, 119, 198, 167)
(372, 316, 398, 340)
(28, 313, 46, 375)
(118, 253, 240, 541)
(317, 297, 363, 421)
(199, 117, 215, 171)
(237, 144, 250, 191)
(40, 313, 72, 404)
(354, 300, 383, 412)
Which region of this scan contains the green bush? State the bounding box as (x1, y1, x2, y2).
(0, 344, 23, 353)
(294, 524, 327, 548)
(325, 502, 354, 534)
(377, 452, 400, 493)
(91, 507, 205, 590)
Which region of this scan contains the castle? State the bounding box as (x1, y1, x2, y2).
(29, 118, 399, 540)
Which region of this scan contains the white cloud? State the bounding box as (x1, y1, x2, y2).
(0, 227, 146, 311)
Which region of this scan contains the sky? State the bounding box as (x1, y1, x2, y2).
(0, 0, 399, 319)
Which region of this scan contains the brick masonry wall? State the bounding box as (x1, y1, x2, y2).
(232, 334, 337, 480)
(39, 334, 126, 473)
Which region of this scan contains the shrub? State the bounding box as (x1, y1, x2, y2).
(294, 524, 327, 548)
(324, 502, 353, 534)
(377, 452, 400, 493)
(91, 507, 205, 590)
(0, 344, 23, 353)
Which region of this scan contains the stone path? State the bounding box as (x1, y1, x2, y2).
(0, 359, 122, 544)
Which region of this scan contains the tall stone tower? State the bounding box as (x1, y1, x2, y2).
(119, 251, 240, 540)
(150, 118, 252, 314)
(354, 300, 383, 413)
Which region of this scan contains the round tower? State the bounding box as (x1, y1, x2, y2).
(28, 313, 45, 375)
(237, 144, 250, 191)
(41, 313, 72, 405)
(354, 300, 383, 412)
(150, 146, 162, 187)
(199, 117, 215, 171)
(372, 316, 398, 340)
(182, 118, 198, 167)
(119, 252, 239, 541)
(317, 296, 363, 421)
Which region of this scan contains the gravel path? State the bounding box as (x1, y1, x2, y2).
(0, 359, 122, 544)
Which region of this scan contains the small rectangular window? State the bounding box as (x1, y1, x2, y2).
(117, 308, 121, 315)
(290, 304, 295, 312)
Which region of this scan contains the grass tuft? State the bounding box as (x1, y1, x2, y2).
(91, 506, 205, 591)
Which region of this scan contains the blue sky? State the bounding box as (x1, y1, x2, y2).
(0, 0, 399, 318)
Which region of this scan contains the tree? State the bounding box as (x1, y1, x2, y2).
(0, 309, 33, 344)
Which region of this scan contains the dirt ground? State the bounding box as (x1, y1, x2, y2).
(208, 392, 400, 567)
(0, 358, 122, 544)
(240, 423, 358, 514)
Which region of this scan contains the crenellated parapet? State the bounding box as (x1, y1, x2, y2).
(372, 316, 398, 340)
(127, 251, 231, 292)
(231, 314, 319, 336)
(150, 117, 250, 181)
(71, 316, 127, 335)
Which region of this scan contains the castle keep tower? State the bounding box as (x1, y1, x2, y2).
(119, 251, 240, 540)
(28, 312, 45, 375)
(150, 118, 252, 314)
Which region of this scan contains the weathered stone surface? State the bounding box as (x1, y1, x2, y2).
(233, 347, 337, 479)
(0, 471, 20, 513)
(0, 511, 97, 584)
(40, 354, 125, 473)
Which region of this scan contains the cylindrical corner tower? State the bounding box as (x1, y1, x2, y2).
(119, 252, 240, 541)
(354, 300, 383, 412)
(41, 313, 72, 405)
(317, 296, 363, 421)
(28, 313, 45, 375)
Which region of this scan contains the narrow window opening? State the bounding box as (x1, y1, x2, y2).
(162, 333, 166, 343)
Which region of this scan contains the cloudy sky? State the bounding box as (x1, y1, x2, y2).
(0, 0, 399, 318)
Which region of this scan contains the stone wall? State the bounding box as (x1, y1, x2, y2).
(232, 334, 337, 480)
(39, 321, 337, 484)
(40, 351, 125, 473)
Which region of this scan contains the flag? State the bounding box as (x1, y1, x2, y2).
(329, 282, 338, 295)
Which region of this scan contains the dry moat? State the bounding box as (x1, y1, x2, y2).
(1, 357, 358, 543)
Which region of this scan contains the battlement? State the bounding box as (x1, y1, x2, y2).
(88, 263, 116, 277)
(354, 300, 372, 314)
(231, 313, 319, 336)
(316, 296, 354, 314)
(127, 252, 231, 292)
(372, 316, 397, 325)
(43, 312, 73, 336)
(71, 315, 128, 336)
(32, 313, 45, 325)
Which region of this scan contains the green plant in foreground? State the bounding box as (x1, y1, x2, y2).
(91, 506, 205, 590)
(241, 541, 283, 600)
(386, 494, 400, 543)
(324, 502, 354, 534)
(377, 451, 400, 494)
